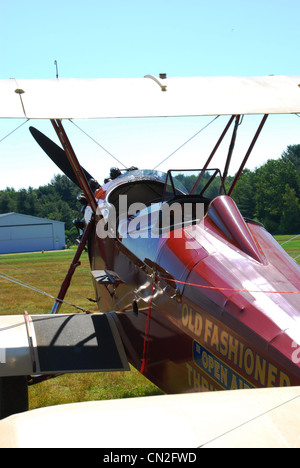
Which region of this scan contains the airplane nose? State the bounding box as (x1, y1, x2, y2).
(182, 224, 300, 388)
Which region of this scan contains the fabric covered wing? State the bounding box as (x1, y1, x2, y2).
(1, 75, 300, 119)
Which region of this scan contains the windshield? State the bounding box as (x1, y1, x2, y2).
(116, 169, 167, 184)
(163, 169, 226, 201)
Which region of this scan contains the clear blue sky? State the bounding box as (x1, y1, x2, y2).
(1, 0, 300, 189)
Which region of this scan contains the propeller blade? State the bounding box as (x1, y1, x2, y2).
(29, 126, 94, 188)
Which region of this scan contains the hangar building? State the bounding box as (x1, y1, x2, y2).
(0, 213, 65, 254)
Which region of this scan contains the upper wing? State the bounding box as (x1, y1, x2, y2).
(2, 75, 300, 119)
(1, 79, 26, 118)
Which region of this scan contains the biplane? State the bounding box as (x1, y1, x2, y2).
(0, 74, 300, 447)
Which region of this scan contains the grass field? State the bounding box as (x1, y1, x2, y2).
(0, 235, 299, 411)
(0, 247, 163, 410)
(275, 235, 300, 263)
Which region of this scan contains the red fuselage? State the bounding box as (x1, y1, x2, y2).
(87, 171, 300, 393)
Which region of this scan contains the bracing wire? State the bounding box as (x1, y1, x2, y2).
(0, 271, 93, 314)
(280, 234, 300, 261)
(68, 119, 127, 168)
(0, 119, 30, 144)
(280, 234, 300, 246)
(70, 116, 220, 172)
(153, 115, 220, 170)
(199, 392, 300, 448)
(0, 257, 95, 303)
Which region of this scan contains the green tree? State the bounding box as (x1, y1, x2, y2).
(50, 174, 80, 211)
(0, 192, 13, 213)
(230, 169, 256, 220)
(281, 144, 300, 172)
(279, 185, 300, 234)
(254, 159, 300, 234)
(16, 189, 31, 215)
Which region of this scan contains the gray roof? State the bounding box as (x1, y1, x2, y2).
(0, 212, 64, 225)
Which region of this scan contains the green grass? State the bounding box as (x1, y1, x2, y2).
(0, 247, 163, 410)
(275, 235, 300, 264)
(0, 248, 98, 315)
(29, 370, 163, 410)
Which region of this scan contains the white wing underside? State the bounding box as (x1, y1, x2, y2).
(2, 75, 300, 119)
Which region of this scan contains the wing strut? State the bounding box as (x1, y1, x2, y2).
(222, 115, 241, 186)
(51, 119, 98, 213)
(228, 114, 269, 196)
(50, 216, 94, 315)
(190, 115, 235, 194)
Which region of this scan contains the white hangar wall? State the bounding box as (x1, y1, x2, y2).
(0, 213, 65, 254)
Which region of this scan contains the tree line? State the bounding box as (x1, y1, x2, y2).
(0, 144, 299, 240)
(228, 144, 300, 235)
